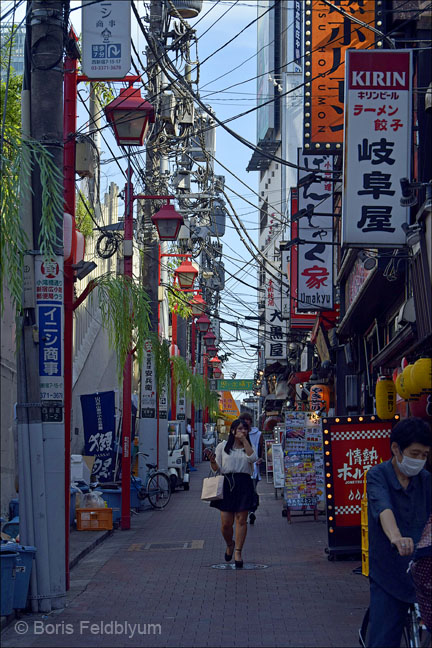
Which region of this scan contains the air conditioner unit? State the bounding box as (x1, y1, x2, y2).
(395, 297, 415, 329)
(345, 375, 358, 409)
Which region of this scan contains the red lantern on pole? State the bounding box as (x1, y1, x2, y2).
(190, 292, 206, 317)
(104, 86, 155, 146)
(203, 330, 216, 347)
(196, 313, 210, 333)
(309, 384, 331, 413)
(174, 259, 198, 290)
(151, 202, 184, 241)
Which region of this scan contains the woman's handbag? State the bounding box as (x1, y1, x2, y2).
(201, 474, 224, 501)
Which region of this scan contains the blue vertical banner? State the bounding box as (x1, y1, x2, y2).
(80, 391, 116, 482)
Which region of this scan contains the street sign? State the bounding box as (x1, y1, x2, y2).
(82, 0, 131, 79)
(216, 379, 254, 391)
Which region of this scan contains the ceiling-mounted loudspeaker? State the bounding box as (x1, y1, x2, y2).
(168, 1, 203, 19)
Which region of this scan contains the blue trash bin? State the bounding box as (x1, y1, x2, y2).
(0, 547, 18, 616)
(9, 499, 19, 520)
(99, 488, 122, 525)
(2, 517, 19, 541)
(130, 478, 142, 509)
(70, 487, 79, 527)
(3, 543, 36, 609)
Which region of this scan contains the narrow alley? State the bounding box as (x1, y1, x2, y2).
(2, 463, 369, 648)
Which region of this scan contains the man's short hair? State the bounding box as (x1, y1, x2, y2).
(390, 417, 432, 451)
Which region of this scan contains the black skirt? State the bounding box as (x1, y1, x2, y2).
(209, 473, 254, 513)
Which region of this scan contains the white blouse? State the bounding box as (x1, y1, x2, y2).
(214, 440, 257, 476)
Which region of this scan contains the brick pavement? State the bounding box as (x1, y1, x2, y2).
(1, 462, 369, 647)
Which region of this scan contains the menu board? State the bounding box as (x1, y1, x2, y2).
(284, 450, 317, 507)
(283, 411, 324, 508)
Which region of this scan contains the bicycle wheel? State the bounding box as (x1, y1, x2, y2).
(147, 472, 171, 509)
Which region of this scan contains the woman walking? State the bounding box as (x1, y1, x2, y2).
(207, 418, 257, 568)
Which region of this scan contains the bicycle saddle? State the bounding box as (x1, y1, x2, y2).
(146, 463, 157, 470)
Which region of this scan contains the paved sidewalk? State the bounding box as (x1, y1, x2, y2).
(1, 463, 369, 647)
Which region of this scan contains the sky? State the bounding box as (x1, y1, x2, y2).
(4, 0, 268, 396)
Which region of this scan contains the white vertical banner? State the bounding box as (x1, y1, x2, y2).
(36, 256, 64, 422)
(140, 340, 156, 419)
(264, 271, 287, 361)
(297, 152, 334, 311)
(342, 50, 412, 247)
(82, 0, 131, 79)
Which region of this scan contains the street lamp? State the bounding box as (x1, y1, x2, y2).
(104, 86, 155, 146)
(203, 330, 216, 347)
(174, 258, 198, 290)
(151, 202, 184, 241)
(190, 292, 207, 317)
(196, 313, 210, 333)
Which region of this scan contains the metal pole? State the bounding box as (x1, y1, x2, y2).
(190, 319, 196, 466)
(121, 162, 133, 530)
(63, 33, 78, 590)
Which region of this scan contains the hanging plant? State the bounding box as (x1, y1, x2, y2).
(94, 275, 151, 383)
(1, 135, 63, 313)
(167, 285, 192, 319)
(149, 333, 171, 394)
(171, 356, 219, 418)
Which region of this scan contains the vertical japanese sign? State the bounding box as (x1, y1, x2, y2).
(342, 50, 412, 247)
(36, 257, 64, 422)
(80, 391, 116, 482)
(82, 0, 131, 79)
(265, 273, 287, 361)
(286, 0, 302, 74)
(323, 416, 393, 555)
(288, 189, 317, 329)
(177, 389, 186, 421)
(304, 0, 381, 153)
(140, 340, 156, 418)
(297, 152, 334, 311)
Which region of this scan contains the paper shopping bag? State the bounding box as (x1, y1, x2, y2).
(201, 475, 224, 501)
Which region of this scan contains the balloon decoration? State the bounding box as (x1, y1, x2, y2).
(309, 384, 331, 413)
(376, 377, 396, 419)
(410, 357, 432, 395)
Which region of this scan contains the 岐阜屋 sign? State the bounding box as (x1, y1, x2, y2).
(342, 50, 412, 247)
(82, 0, 131, 79)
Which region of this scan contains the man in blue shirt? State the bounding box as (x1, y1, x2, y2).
(367, 417, 431, 647)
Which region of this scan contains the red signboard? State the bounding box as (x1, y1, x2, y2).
(322, 415, 395, 557)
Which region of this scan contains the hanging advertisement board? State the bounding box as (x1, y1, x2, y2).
(80, 391, 116, 482)
(82, 0, 131, 79)
(342, 50, 412, 247)
(264, 273, 287, 361)
(272, 443, 285, 488)
(303, 0, 381, 153)
(322, 415, 394, 557)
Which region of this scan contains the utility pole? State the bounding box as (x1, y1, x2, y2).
(139, 1, 167, 473)
(16, 0, 66, 612)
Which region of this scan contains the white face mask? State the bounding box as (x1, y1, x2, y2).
(396, 449, 426, 477)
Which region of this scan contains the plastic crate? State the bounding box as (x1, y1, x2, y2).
(361, 549, 369, 577)
(361, 500, 368, 526)
(76, 508, 113, 531)
(361, 525, 369, 551)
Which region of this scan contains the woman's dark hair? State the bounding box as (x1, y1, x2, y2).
(390, 417, 432, 452)
(224, 418, 251, 454)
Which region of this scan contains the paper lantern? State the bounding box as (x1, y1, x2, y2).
(409, 393, 432, 421)
(403, 364, 421, 399)
(309, 384, 331, 413)
(376, 377, 396, 419)
(410, 358, 432, 395)
(75, 231, 85, 265)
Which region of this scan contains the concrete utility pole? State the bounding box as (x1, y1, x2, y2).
(138, 1, 168, 474)
(16, 0, 66, 611)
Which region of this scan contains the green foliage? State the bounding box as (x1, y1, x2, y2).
(167, 285, 192, 319)
(1, 136, 63, 312)
(149, 333, 171, 395)
(75, 193, 95, 239)
(95, 275, 151, 383)
(171, 355, 219, 419)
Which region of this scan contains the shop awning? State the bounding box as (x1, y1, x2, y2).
(288, 371, 312, 385)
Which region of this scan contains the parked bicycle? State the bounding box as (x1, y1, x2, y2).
(131, 452, 171, 510)
(359, 602, 430, 648)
